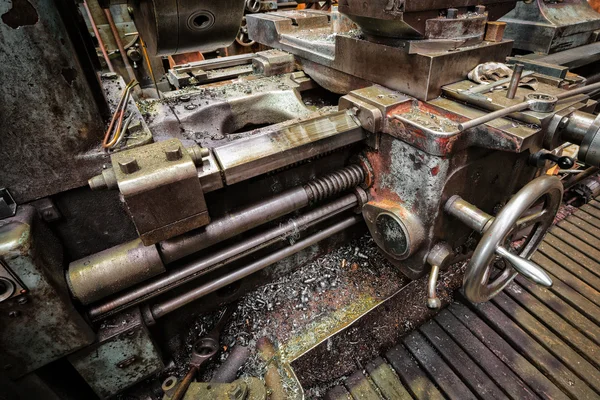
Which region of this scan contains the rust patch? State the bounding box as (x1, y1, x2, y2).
(1, 0, 38, 29)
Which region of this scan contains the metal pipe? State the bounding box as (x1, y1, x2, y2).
(88, 192, 362, 319)
(148, 215, 362, 321)
(82, 0, 114, 72)
(159, 164, 365, 263)
(103, 7, 136, 82)
(506, 63, 524, 100)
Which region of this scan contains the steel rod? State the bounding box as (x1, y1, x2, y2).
(506, 63, 524, 100)
(149, 215, 362, 320)
(103, 8, 136, 82)
(82, 1, 114, 72)
(159, 164, 365, 264)
(88, 193, 361, 319)
(458, 101, 530, 132)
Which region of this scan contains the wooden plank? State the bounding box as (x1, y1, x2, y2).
(420, 318, 513, 400)
(538, 242, 600, 288)
(365, 357, 412, 400)
(326, 386, 353, 400)
(543, 235, 600, 272)
(589, 199, 600, 211)
(567, 215, 600, 240)
(436, 309, 545, 400)
(557, 221, 600, 251)
(532, 252, 600, 307)
(345, 370, 383, 400)
(461, 297, 599, 400)
(572, 208, 600, 229)
(549, 228, 600, 262)
(515, 276, 600, 346)
(402, 331, 477, 400)
(492, 291, 600, 385)
(581, 204, 600, 220)
(385, 345, 445, 400)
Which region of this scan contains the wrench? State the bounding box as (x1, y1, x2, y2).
(171, 306, 235, 400)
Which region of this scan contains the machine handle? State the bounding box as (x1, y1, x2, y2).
(495, 246, 552, 287)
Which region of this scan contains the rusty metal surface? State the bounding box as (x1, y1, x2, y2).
(0, 0, 107, 203)
(0, 206, 94, 379)
(323, 195, 600, 400)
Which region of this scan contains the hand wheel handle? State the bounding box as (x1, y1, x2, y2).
(445, 175, 563, 303)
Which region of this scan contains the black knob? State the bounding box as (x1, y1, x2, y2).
(529, 151, 575, 169)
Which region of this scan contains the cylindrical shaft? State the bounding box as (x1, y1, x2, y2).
(103, 8, 136, 82)
(160, 164, 365, 263)
(555, 80, 600, 100)
(82, 1, 114, 72)
(444, 195, 493, 233)
(149, 215, 362, 320)
(458, 102, 530, 132)
(561, 111, 596, 144)
(506, 63, 524, 100)
(88, 193, 360, 319)
(211, 345, 251, 383)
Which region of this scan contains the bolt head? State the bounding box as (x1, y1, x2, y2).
(8, 310, 20, 318)
(16, 296, 28, 305)
(165, 145, 183, 161)
(118, 158, 139, 174)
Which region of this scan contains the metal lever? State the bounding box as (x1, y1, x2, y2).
(427, 264, 441, 309)
(495, 246, 552, 287)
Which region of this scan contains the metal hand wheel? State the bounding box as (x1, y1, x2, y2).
(445, 175, 563, 303)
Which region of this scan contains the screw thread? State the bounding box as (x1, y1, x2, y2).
(303, 164, 365, 204)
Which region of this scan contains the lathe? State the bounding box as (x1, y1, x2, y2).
(2, 0, 600, 398)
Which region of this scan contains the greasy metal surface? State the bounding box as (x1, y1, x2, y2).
(213, 111, 365, 185)
(0, 0, 106, 203)
(0, 206, 94, 379)
(501, 0, 600, 54)
(246, 10, 513, 101)
(110, 138, 210, 245)
(69, 308, 164, 399)
(68, 238, 164, 305)
(337, 0, 516, 40)
(141, 72, 315, 149)
(326, 196, 600, 399)
(132, 0, 245, 55)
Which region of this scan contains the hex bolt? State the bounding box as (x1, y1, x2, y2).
(118, 157, 140, 174)
(231, 384, 244, 399)
(447, 8, 458, 19)
(165, 145, 183, 161)
(16, 296, 28, 305)
(475, 5, 486, 14)
(8, 310, 20, 318)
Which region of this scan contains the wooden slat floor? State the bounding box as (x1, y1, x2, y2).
(326, 200, 600, 400)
